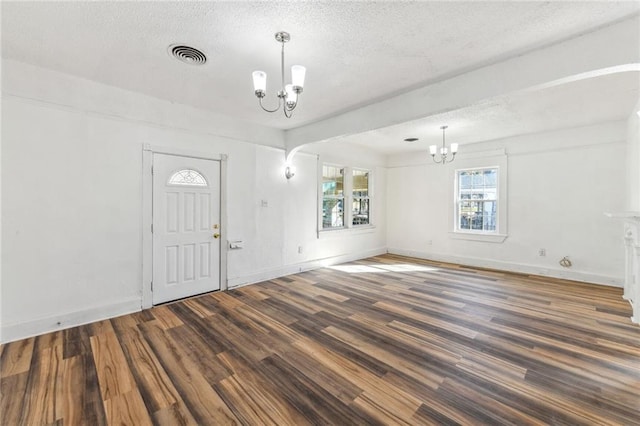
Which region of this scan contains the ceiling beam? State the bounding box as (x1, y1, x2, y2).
(284, 15, 640, 158)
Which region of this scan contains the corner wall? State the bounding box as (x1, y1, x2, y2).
(0, 60, 387, 342)
(386, 122, 627, 285)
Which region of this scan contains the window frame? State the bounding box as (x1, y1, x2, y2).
(320, 164, 346, 230)
(318, 162, 374, 235)
(449, 150, 508, 243)
(455, 166, 499, 233)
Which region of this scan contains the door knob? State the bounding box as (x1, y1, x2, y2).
(213, 233, 220, 239)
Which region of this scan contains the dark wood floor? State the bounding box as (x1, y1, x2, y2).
(1, 254, 639, 425)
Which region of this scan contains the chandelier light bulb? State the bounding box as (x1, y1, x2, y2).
(252, 71, 267, 93)
(285, 84, 297, 106)
(291, 65, 306, 89)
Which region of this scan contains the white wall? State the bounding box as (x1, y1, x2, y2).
(627, 100, 640, 211)
(1, 60, 386, 342)
(387, 121, 627, 285)
(1, 56, 628, 343)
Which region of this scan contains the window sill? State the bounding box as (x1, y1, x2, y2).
(318, 225, 376, 239)
(449, 231, 508, 243)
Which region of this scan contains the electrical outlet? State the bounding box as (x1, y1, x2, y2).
(298, 246, 304, 254)
(538, 248, 546, 257)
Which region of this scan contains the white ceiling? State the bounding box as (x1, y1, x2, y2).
(2, 1, 639, 149)
(344, 70, 640, 154)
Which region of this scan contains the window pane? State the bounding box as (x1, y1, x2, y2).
(482, 200, 495, 230)
(352, 170, 369, 197)
(459, 209, 472, 230)
(168, 169, 207, 186)
(322, 165, 344, 197)
(322, 198, 344, 228)
(472, 172, 484, 187)
(484, 169, 497, 186)
(352, 198, 369, 225)
(460, 171, 471, 189)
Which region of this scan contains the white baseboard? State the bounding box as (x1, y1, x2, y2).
(1, 297, 141, 344)
(387, 248, 623, 288)
(227, 247, 388, 289)
(2, 246, 620, 343)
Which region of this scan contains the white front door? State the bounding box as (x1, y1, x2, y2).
(152, 153, 221, 304)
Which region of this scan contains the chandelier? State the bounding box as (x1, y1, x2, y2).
(252, 32, 306, 118)
(429, 125, 458, 165)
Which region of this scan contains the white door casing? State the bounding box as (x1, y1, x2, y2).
(152, 153, 221, 304)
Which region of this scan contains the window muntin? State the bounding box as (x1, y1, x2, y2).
(456, 168, 497, 232)
(352, 169, 369, 226)
(168, 169, 208, 187)
(322, 165, 344, 229)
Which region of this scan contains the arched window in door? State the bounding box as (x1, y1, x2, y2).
(167, 169, 208, 187)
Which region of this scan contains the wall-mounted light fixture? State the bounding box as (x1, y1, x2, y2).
(429, 125, 458, 165)
(285, 164, 296, 179)
(252, 31, 306, 119)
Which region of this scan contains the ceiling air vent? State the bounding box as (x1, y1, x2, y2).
(168, 45, 207, 65)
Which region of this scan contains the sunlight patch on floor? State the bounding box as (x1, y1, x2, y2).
(329, 263, 439, 274)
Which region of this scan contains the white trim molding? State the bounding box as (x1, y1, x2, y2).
(388, 247, 622, 288)
(227, 247, 387, 289)
(1, 297, 141, 344)
(448, 232, 508, 243)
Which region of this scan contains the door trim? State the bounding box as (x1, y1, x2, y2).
(142, 144, 228, 309)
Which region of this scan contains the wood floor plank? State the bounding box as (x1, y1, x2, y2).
(103, 389, 153, 426)
(0, 338, 35, 377)
(215, 349, 311, 425)
(215, 372, 306, 426)
(150, 305, 184, 330)
(89, 331, 134, 401)
(19, 345, 63, 425)
(59, 354, 103, 426)
(152, 401, 199, 426)
(141, 325, 240, 425)
(0, 371, 29, 425)
(113, 325, 181, 414)
(1, 254, 638, 424)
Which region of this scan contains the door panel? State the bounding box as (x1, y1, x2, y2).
(153, 154, 220, 304)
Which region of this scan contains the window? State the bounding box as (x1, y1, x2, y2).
(320, 163, 373, 232)
(456, 168, 497, 232)
(168, 169, 207, 187)
(352, 169, 370, 226)
(449, 151, 507, 243)
(322, 165, 344, 229)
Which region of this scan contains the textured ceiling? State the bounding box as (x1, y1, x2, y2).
(342, 71, 640, 154)
(2, 1, 639, 134)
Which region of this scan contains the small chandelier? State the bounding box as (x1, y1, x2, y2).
(429, 125, 458, 165)
(252, 31, 306, 118)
